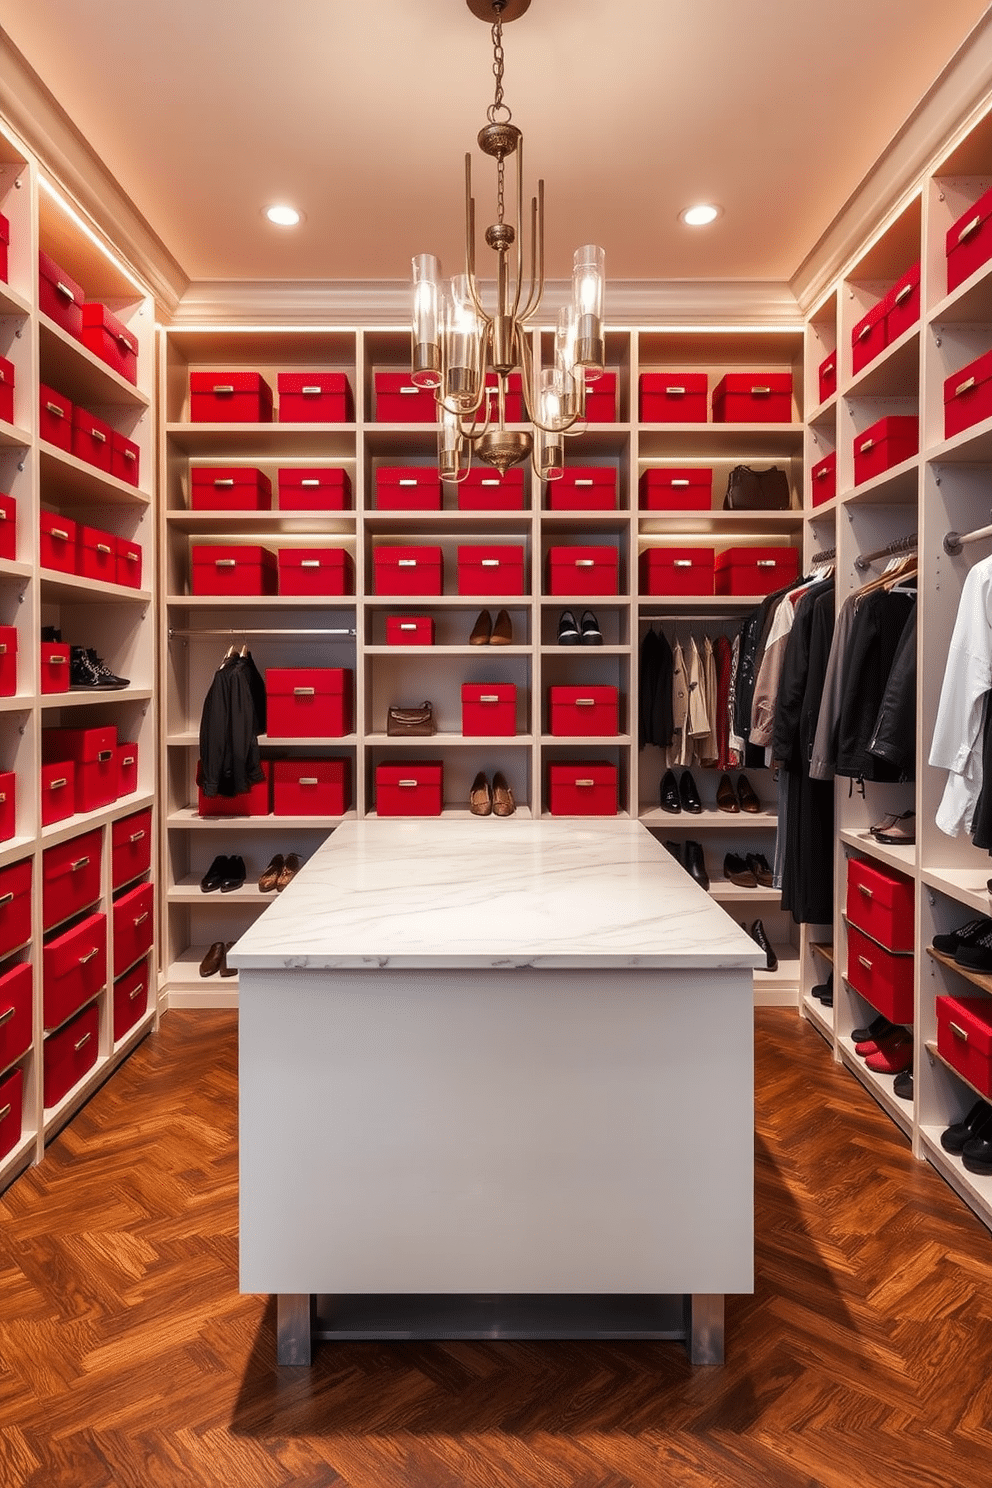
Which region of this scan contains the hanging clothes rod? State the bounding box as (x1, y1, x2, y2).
(810, 545, 836, 564)
(944, 517, 992, 556)
(854, 531, 918, 570)
(169, 627, 356, 639)
(641, 612, 754, 623)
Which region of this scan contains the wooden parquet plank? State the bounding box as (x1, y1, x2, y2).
(2, 1008, 992, 1487)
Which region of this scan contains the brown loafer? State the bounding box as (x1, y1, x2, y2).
(258, 853, 284, 892)
(492, 770, 515, 817)
(219, 941, 237, 977)
(724, 853, 757, 888)
(199, 941, 225, 977)
(490, 608, 513, 645)
(276, 853, 302, 891)
(716, 773, 739, 812)
(469, 610, 492, 645)
(470, 770, 492, 816)
(737, 775, 761, 813)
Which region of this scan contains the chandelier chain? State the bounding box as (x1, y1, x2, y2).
(487, 13, 512, 126)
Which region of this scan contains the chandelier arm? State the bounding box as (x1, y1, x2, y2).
(518, 340, 582, 436)
(509, 134, 526, 322)
(518, 179, 545, 323)
(463, 154, 487, 321)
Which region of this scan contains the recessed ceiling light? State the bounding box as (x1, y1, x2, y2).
(265, 204, 302, 227)
(680, 204, 722, 227)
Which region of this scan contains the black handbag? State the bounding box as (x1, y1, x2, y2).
(723, 465, 791, 511)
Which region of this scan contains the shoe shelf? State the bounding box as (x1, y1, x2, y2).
(41, 688, 153, 711)
(838, 1032, 914, 1138)
(171, 875, 308, 903)
(167, 807, 355, 830)
(802, 992, 834, 1040)
(753, 945, 800, 1001)
(39, 443, 152, 506)
(708, 880, 782, 902)
(925, 946, 992, 997)
(810, 941, 834, 964)
(164, 948, 241, 1005)
(919, 1124, 992, 1221)
(921, 867, 992, 918)
(839, 828, 917, 875)
(922, 1037, 992, 1112)
(639, 806, 778, 828)
(365, 644, 535, 657)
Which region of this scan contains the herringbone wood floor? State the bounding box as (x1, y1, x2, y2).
(1, 1009, 991, 1488)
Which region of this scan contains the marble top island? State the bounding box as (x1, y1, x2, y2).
(230, 817, 765, 972)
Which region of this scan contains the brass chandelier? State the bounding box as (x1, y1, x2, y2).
(410, 0, 606, 482)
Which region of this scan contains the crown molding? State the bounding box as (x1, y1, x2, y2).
(0, 26, 189, 315)
(172, 276, 802, 328)
(792, 8, 992, 312)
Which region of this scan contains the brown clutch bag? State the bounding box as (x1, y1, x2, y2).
(386, 701, 436, 737)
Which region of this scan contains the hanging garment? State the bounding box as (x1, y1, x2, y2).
(698, 636, 719, 767)
(929, 555, 992, 836)
(666, 640, 688, 769)
(714, 633, 735, 771)
(834, 587, 916, 781)
(684, 636, 710, 762)
(867, 605, 917, 777)
(198, 653, 266, 798)
(809, 593, 857, 780)
(638, 627, 674, 749)
(751, 579, 822, 748)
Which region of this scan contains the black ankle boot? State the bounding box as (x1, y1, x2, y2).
(683, 840, 709, 890)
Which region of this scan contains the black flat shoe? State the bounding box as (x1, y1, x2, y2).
(932, 917, 992, 955)
(579, 609, 603, 645)
(557, 609, 580, 645)
(941, 1099, 992, 1154)
(679, 770, 702, 813)
(200, 855, 229, 893)
(851, 1011, 897, 1043)
(684, 840, 709, 890)
(660, 769, 681, 813)
(220, 855, 246, 892)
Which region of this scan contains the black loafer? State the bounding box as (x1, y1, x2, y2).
(893, 1069, 913, 1101)
(954, 926, 992, 970)
(220, 855, 246, 892)
(811, 971, 834, 1003)
(660, 769, 681, 813)
(579, 609, 603, 645)
(724, 852, 757, 888)
(557, 609, 580, 645)
(200, 855, 229, 893)
(684, 840, 709, 890)
(679, 770, 702, 813)
(962, 1112, 992, 1173)
(941, 1099, 992, 1154)
(851, 1012, 897, 1043)
(932, 917, 992, 955)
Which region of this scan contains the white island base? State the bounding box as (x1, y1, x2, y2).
(232, 820, 761, 1366)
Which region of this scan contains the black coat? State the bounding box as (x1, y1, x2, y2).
(198, 655, 266, 798)
(639, 628, 674, 748)
(776, 582, 835, 927)
(867, 605, 916, 779)
(834, 588, 916, 782)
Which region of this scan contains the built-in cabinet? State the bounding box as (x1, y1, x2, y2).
(0, 117, 158, 1195)
(159, 323, 805, 1007)
(801, 103, 992, 1232)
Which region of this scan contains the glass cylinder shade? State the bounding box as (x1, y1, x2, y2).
(411, 254, 442, 389)
(438, 405, 465, 483)
(555, 305, 585, 422)
(443, 275, 482, 409)
(572, 244, 606, 378)
(537, 368, 566, 480)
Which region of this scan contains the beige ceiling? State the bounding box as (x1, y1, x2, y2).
(1, 0, 991, 292)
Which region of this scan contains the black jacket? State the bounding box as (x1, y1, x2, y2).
(198, 655, 266, 797)
(835, 588, 916, 781)
(867, 605, 916, 779)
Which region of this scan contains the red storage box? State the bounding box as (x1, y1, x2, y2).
(190, 371, 273, 423)
(80, 302, 138, 384)
(0, 491, 15, 560)
(278, 466, 352, 510)
(273, 758, 350, 816)
(712, 372, 793, 423)
(374, 545, 443, 596)
(0, 355, 13, 425)
(0, 858, 30, 960)
(947, 184, 992, 294)
(811, 450, 837, 506)
(43, 1000, 99, 1108)
(42, 827, 102, 932)
(116, 537, 142, 590)
(40, 511, 76, 574)
(386, 615, 434, 645)
(112, 807, 151, 888)
(375, 372, 438, 422)
(483, 371, 523, 423)
(77, 524, 117, 584)
(457, 544, 526, 597)
(639, 467, 711, 510)
(584, 370, 617, 422)
(191, 544, 277, 596)
(0, 770, 13, 843)
(0, 211, 8, 284)
(0, 961, 32, 1073)
(457, 467, 525, 510)
(0, 1066, 22, 1161)
(546, 545, 618, 596)
(197, 758, 270, 817)
(846, 922, 913, 1022)
(846, 858, 914, 952)
(191, 466, 272, 511)
(639, 372, 707, 422)
(113, 954, 150, 1042)
(548, 685, 618, 737)
(944, 349, 992, 440)
(851, 301, 887, 375)
(42, 725, 118, 815)
(38, 251, 84, 337)
(43, 910, 106, 1031)
(277, 371, 352, 422)
(853, 415, 918, 486)
(117, 741, 138, 797)
(113, 881, 153, 978)
(462, 683, 516, 737)
(937, 994, 992, 1098)
(41, 762, 75, 826)
(71, 407, 114, 473)
(884, 262, 921, 341)
(817, 352, 837, 405)
(548, 760, 618, 816)
(715, 546, 800, 597)
(278, 547, 354, 596)
(266, 667, 353, 738)
(110, 430, 140, 487)
(375, 466, 442, 510)
(375, 760, 443, 816)
(547, 467, 617, 510)
(639, 546, 714, 596)
(39, 384, 73, 451)
(0, 626, 16, 696)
